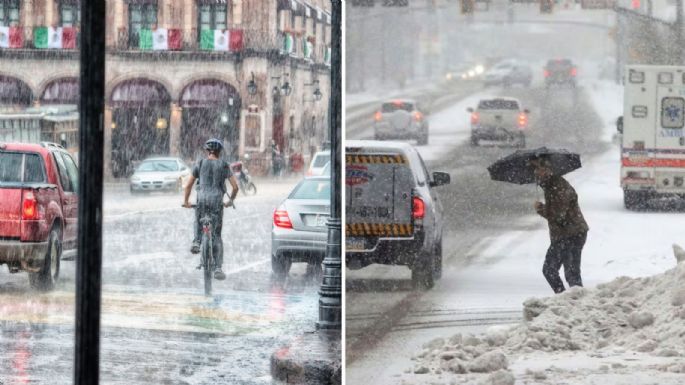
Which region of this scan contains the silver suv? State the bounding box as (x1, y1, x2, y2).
(345, 140, 450, 289)
(373, 99, 430, 145)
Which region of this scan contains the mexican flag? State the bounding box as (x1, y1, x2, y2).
(33, 27, 77, 49)
(303, 37, 313, 60)
(199, 29, 243, 51)
(139, 28, 182, 50)
(0, 26, 23, 48)
(200, 29, 229, 51)
(282, 33, 294, 54)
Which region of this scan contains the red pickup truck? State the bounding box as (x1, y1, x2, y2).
(0, 142, 78, 290)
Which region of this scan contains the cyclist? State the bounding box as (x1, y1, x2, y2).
(182, 138, 239, 280)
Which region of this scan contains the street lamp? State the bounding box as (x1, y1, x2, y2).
(247, 72, 257, 95)
(271, 74, 292, 97)
(305, 79, 323, 102)
(317, 0, 341, 331)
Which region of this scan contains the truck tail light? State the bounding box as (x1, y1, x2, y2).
(273, 208, 293, 229)
(374, 111, 382, 122)
(470, 112, 480, 125)
(413, 111, 423, 121)
(22, 191, 37, 220)
(518, 112, 528, 128)
(570, 67, 577, 77)
(543, 69, 550, 78)
(412, 196, 425, 219)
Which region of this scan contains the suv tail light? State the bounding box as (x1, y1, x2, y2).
(570, 67, 577, 76)
(374, 111, 382, 122)
(518, 112, 528, 128)
(413, 111, 423, 121)
(543, 69, 550, 78)
(412, 196, 425, 219)
(470, 112, 480, 125)
(22, 191, 38, 220)
(273, 208, 293, 229)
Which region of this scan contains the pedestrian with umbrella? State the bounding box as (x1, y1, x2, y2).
(488, 147, 589, 294)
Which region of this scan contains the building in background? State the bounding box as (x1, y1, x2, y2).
(0, 0, 331, 178)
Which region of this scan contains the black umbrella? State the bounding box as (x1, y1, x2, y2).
(487, 147, 581, 184)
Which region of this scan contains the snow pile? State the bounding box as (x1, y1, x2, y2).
(411, 254, 685, 380)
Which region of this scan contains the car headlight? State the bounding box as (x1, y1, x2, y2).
(131, 176, 140, 182)
(475, 65, 485, 74)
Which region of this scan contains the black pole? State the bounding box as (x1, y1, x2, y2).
(74, 0, 106, 382)
(318, 0, 342, 330)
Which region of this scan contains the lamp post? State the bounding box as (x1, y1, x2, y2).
(317, 0, 341, 330)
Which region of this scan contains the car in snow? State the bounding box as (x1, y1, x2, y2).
(345, 140, 450, 289)
(468, 97, 530, 148)
(373, 99, 430, 145)
(271, 176, 330, 279)
(129, 156, 191, 194)
(444, 61, 485, 82)
(544, 58, 577, 88)
(306, 150, 331, 177)
(482, 60, 533, 88)
(0, 142, 78, 290)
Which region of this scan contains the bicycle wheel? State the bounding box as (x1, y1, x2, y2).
(202, 233, 212, 296)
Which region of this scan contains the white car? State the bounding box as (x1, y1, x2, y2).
(129, 157, 191, 194)
(307, 150, 331, 177)
(483, 60, 533, 88)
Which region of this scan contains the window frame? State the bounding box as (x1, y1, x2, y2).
(59, 2, 81, 27)
(0, 0, 20, 27)
(197, 2, 228, 42)
(128, 2, 158, 48)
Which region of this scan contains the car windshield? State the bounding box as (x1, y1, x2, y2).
(381, 102, 414, 113)
(478, 100, 519, 110)
(137, 160, 178, 172)
(313, 153, 331, 167)
(289, 179, 331, 200)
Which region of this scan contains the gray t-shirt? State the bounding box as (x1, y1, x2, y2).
(193, 159, 232, 207)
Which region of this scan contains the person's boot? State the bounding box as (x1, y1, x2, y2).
(214, 268, 226, 280)
(190, 241, 201, 254)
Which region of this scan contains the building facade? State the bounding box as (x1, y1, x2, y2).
(0, 0, 331, 178)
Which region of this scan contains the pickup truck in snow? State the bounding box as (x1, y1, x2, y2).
(345, 140, 450, 289)
(468, 97, 530, 148)
(0, 142, 78, 290)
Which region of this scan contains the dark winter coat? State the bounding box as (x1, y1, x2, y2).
(536, 175, 589, 241)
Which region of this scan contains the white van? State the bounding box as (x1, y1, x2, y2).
(345, 140, 450, 289)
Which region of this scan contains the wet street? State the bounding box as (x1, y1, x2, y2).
(0, 177, 321, 384)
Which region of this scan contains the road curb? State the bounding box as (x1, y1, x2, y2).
(271, 330, 341, 385)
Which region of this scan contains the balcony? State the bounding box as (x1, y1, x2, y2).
(0, 26, 79, 60)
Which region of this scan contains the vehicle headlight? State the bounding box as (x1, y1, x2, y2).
(131, 176, 140, 182)
(475, 65, 485, 74)
(468, 70, 476, 77)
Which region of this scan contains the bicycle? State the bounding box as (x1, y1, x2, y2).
(184, 200, 235, 296)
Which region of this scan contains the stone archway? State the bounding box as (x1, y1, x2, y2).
(178, 79, 241, 162)
(0, 75, 33, 106)
(109, 78, 172, 178)
(40, 77, 79, 105)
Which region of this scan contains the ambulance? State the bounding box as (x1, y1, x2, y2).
(620, 65, 685, 209)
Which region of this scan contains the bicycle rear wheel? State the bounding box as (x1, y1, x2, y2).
(202, 234, 212, 296)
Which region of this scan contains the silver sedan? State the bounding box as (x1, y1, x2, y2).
(271, 176, 330, 279)
(129, 157, 192, 194)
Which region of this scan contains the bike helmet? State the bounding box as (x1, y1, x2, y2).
(204, 138, 223, 152)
